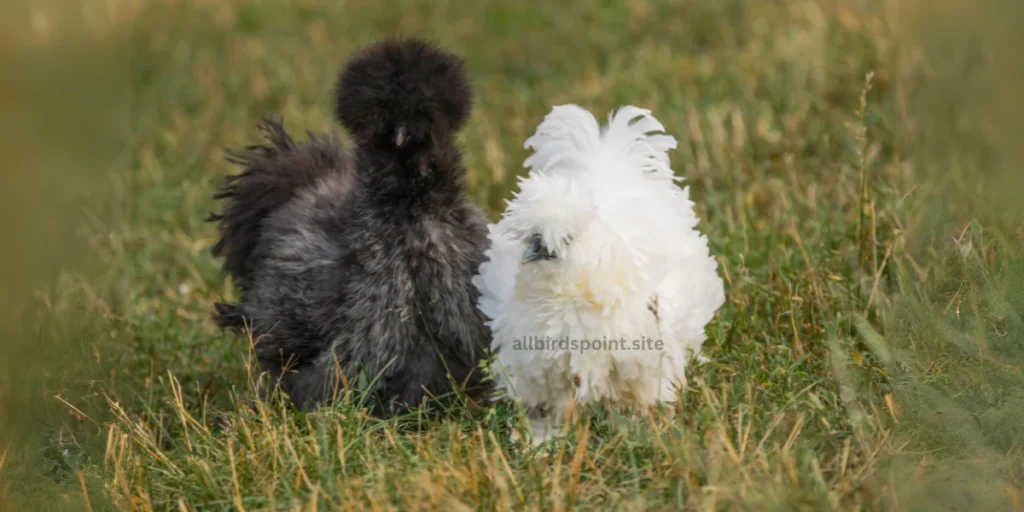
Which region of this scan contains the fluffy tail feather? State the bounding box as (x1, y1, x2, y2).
(208, 116, 351, 293)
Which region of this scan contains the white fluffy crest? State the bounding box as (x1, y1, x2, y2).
(475, 104, 726, 446)
(523, 105, 678, 181)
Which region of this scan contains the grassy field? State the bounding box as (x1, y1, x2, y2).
(1, 0, 1022, 510)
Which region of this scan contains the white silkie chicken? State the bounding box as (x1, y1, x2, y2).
(473, 105, 726, 444)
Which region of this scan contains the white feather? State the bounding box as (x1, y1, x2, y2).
(475, 104, 725, 444)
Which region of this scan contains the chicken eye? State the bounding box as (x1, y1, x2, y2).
(521, 233, 556, 263)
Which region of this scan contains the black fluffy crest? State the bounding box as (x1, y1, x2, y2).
(334, 38, 473, 150)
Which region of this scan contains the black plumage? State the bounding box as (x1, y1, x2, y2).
(209, 38, 491, 416)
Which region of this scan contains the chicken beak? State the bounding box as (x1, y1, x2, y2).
(394, 126, 407, 147)
(521, 236, 554, 264)
(521, 245, 540, 264)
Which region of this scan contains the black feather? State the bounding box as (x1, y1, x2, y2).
(213, 302, 247, 330)
(209, 116, 352, 293)
(209, 38, 491, 416)
(334, 37, 473, 152)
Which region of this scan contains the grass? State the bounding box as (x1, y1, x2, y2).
(0, 0, 1022, 510)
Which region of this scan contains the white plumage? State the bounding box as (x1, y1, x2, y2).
(473, 105, 726, 443)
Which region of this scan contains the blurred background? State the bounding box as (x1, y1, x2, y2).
(1, 0, 1021, 509)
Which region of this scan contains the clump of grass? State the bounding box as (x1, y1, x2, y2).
(866, 0, 1024, 508)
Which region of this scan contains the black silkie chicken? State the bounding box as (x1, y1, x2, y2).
(208, 39, 492, 416)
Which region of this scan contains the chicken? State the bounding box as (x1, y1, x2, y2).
(209, 38, 491, 416)
(473, 105, 726, 443)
